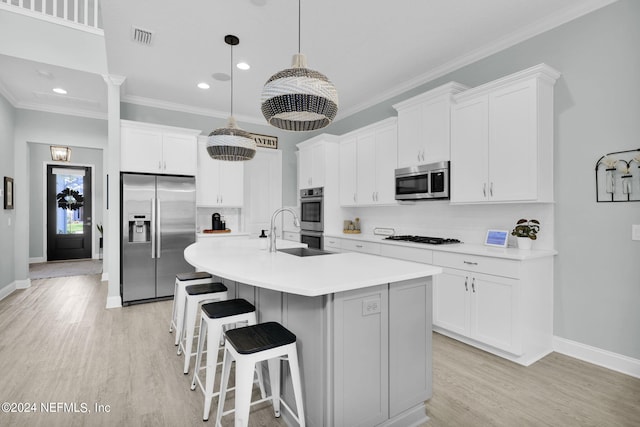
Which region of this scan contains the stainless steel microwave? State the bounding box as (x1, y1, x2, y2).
(395, 161, 450, 201)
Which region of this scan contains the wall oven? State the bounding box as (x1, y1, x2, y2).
(300, 187, 324, 249)
(300, 187, 323, 231)
(395, 161, 450, 201)
(300, 230, 323, 250)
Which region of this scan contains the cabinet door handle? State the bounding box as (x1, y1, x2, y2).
(463, 260, 478, 266)
(490, 182, 494, 197)
(372, 192, 375, 201)
(464, 277, 468, 291)
(483, 183, 487, 197)
(158, 161, 162, 170)
(472, 278, 476, 293)
(164, 161, 167, 170)
(353, 193, 356, 202)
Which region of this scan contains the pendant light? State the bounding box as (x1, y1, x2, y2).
(207, 35, 256, 161)
(261, 0, 338, 131)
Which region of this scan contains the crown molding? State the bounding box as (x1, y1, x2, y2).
(0, 78, 18, 106)
(15, 101, 107, 120)
(121, 94, 267, 126)
(337, 0, 619, 121)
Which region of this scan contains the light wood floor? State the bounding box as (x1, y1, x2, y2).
(0, 275, 638, 426)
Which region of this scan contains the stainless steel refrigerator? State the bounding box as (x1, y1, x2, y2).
(121, 173, 196, 304)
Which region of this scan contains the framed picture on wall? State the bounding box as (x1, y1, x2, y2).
(4, 177, 14, 209)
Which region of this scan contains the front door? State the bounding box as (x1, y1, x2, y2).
(47, 165, 92, 261)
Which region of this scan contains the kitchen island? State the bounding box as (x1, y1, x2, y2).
(184, 238, 442, 427)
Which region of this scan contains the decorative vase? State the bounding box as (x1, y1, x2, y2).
(516, 237, 532, 250)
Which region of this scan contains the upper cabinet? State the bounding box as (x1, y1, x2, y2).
(196, 138, 244, 207)
(297, 135, 340, 190)
(393, 82, 468, 168)
(121, 120, 200, 176)
(450, 64, 560, 204)
(339, 118, 398, 206)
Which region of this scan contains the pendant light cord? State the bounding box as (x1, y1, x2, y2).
(230, 41, 234, 117)
(298, 0, 301, 54)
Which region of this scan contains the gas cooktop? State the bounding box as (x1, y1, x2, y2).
(384, 235, 462, 245)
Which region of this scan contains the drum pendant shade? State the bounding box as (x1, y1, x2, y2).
(207, 35, 256, 161)
(261, 1, 338, 132)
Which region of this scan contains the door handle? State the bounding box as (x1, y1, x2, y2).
(483, 183, 487, 197)
(464, 277, 468, 291)
(156, 198, 161, 258)
(490, 182, 494, 197)
(471, 278, 476, 293)
(150, 198, 156, 259)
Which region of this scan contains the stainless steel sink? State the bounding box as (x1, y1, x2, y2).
(277, 247, 333, 257)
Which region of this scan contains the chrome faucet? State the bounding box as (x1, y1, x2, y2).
(269, 208, 300, 252)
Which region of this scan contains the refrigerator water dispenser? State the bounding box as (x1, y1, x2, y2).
(128, 214, 150, 243)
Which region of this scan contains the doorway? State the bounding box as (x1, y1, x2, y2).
(46, 165, 92, 261)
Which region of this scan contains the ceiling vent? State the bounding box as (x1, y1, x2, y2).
(131, 27, 153, 45)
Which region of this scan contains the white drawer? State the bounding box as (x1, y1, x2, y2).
(433, 251, 519, 278)
(283, 231, 300, 242)
(324, 237, 342, 249)
(380, 245, 433, 264)
(341, 239, 381, 255)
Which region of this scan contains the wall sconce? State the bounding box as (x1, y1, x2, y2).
(50, 146, 71, 162)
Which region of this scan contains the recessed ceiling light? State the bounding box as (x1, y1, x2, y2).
(53, 87, 67, 95)
(236, 62, 250, 70)
(197, 82, 210, 89)
(212, 72, 231, 81)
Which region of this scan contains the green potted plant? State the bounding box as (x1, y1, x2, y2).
(511, 218, 540, 250)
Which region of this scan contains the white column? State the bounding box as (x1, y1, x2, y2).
(102, 74, 126, 309)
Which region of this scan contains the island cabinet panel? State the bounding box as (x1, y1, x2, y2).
(282, 293, 328, 427)
(389, 278, 433, 418)
(333, 284, 389, 427)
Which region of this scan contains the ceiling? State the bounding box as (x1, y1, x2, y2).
(0, 0, 617, 125)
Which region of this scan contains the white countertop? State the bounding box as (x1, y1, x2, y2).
(184, 238, 442, 297)
(325, 232, 557, 261)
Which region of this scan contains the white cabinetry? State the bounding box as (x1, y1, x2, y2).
(324, 236, 342, 253)
(297, 135, 339, 190)
(432, 251, 553, 366)
(450, 64, 560, 203)
(243, 148, 283, 236)
(393, 82, 468, 167)
(121, 120, 199, 175)
(339, 118, 398, 206)
(196, 138, 244, 207)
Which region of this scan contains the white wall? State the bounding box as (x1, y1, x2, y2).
(0, 93, 16, 298)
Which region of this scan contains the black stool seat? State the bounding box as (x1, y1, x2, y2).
(202, 299, 255, 319)
(185, 282, 227, 296)
(225, 322, 296, 355)
(176, 271, 213, 281)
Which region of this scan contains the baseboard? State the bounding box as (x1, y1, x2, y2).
(106, 295, 122, 309)
(15, 279, 31, 289)
(101, 272, 109, 282)
(29, 257, 46, 264)
(0, 282, 16, 301)
(553, 336, 640, 379)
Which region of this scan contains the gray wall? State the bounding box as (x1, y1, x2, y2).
(325, 1, 640, 359)
(0, 93, 16, 292)
(28, 143, 104, 260)
(120, 104, 308, 207)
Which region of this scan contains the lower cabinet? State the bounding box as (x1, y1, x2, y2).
(432, 251, 553, 366)
(434, 267, 521, 355)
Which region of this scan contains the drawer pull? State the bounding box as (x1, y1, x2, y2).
(356, 244, 363, 248)
(463, 261, 478, 266)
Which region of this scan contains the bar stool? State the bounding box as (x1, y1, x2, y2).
(177, 282, 228, 374)
(216, 322, 305, 427)
(169, 271, 214, 346)
(190, 299, 266, 421)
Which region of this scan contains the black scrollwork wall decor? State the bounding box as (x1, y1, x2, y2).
(595, 148, 640, 202)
